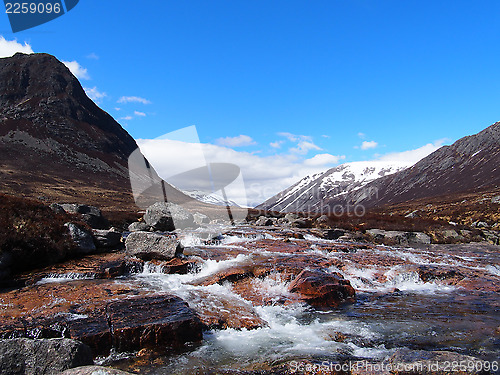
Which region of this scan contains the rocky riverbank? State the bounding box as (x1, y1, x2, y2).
(1, 197, 499, 374)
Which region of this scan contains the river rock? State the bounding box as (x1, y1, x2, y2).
(255, 216, 274, 226)
(65, 223, 96, 254)
(325, 228, 346, 240)
(143, 202, 194, 231)
(288, 269, 355, 307)
(366, 229, 431, 246)
(0, 338, 93, 375)
(491, 195, 500, 204)
(106, 295, 203, 352)
(61, 366, 134, 375)
(407, 232, 431, 245)
(125, 231, 181, 260)
(284, 213, 299, 223)
(92, 229, 122, 249)
(60, 204, 108, 229)
(127, 221, 150, 232)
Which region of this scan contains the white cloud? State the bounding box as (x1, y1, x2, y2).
(375, 139, 447, 165)
(117, 96, 151, 104)
(136, 139, 343, 207)
(290, 140, 322, 154)
(134, 111, 146, 117)
(216, 135, 256, 147)
(114, 107, 121, 111)
(277, 132, 300, 142)
(120, 116, 133, 121)
(270, 141, 284, 149)
(358, 132, 366, 139)
(84, 86, 106, 103)
(63, 60, 90, 80)
(87, 52, 99, 60)
(0, 36, 33, 57)
(360, 140, 378, 150)
(277, 132, 322, 154)
(304, 153, 345, 166)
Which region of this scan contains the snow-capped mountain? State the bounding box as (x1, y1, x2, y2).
(256, 161, 411, 212)
(183, 190, 241, 207)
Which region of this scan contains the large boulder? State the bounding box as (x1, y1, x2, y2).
(143, 202, 194, 231)
(106, 295, 203, 352)
(255, 216, 273, 226)
(288, 269, 355, 307)
(407, 232, 431, 245)
(92, 229, 122, 249)
(125, 231, 181, 260)
(65, 223, 96, 254)
(59, 204, 108, 229)
(0, 338, 93, 375)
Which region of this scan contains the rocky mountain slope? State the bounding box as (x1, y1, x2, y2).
(0, 53, 188, 211)
(259, 122, 500, 214)
(341, 121, 500, 210)
(257, 161, 410, 212)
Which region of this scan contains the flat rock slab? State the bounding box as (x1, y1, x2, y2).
(107, 295, 203, 352)
(13, 252, 144, 286)
(0, 280, 202, 356)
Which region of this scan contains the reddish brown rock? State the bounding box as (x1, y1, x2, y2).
(66, 313, 112, 356)
(107, 294, 203, 352)
(288, 269, 355, 307)
(149, 258, 198, 274)
(15, 252, 144, 286)
(0, 281, 203, 356)
(194, 266, 254, 286)
(186, 288, 267, 330)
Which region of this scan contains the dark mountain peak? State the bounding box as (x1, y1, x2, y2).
(0, 52, 189, 210)
(0, 52, 84, 103)
(0, 52, 136, 162)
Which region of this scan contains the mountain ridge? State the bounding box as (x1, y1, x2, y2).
(258, 121, 500, 214)
(0, 52, 188, 211)
(257, 160, 410, 212)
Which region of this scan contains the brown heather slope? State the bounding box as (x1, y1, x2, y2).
(0, 53, 220, 215)
(374, 185, 500, 228)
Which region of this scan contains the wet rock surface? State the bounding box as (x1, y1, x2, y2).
(107, 295, 203, 352)
(0, 225, 498, 374)
(288, 269, 356, 307)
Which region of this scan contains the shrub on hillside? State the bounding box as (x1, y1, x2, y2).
(0, 194, 76, 277)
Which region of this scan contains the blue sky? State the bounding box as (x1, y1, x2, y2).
(1, 1, 499, 205)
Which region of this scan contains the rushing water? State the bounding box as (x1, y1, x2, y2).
(96, 228, 500, 374)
